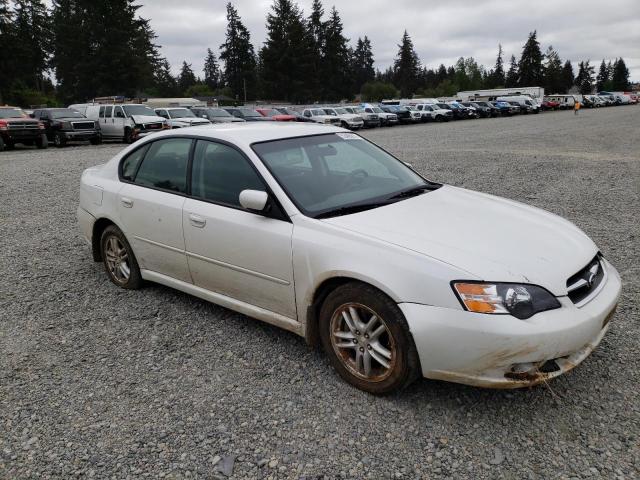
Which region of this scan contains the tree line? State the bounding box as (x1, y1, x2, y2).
(0, 0, 633, 106)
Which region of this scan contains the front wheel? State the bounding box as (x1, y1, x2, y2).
(53, 132, 66, 148)
(100, 225, 142, 289)
(90, 135, 102, 145)
(123, 128, 134, 144)
(319, 282, 420, 394)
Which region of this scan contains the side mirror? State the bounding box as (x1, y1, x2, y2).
(239, 190, 268, 212)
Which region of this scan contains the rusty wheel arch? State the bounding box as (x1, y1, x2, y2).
(91, 218, 116, 262)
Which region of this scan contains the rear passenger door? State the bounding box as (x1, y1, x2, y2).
(182, 139, 296, 319)
(117, 138, 193, 283)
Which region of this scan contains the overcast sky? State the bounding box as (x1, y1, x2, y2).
(138, 0, 640, 82)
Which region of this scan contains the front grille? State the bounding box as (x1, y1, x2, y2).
(566, 255, 605, 305)
(8, 122, 39, 130)
(142, 122, 163, 130)
(72, 121, 95, 130)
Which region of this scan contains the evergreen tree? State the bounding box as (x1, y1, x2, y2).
(219, 2, 256, 101)
(488, 44, 505, 87)
(353, 36, 375, 93)
(153, 57, 179, 97)
(561, 60, 574, 93)
(178, 61, 196, 93)
(505, 55, 519, 87)
(260, 0, 315, 102)
(611, 58, 630, 90)
(203, 48, 220, 90)
(518, 31, 544, 86)
(543, 46, 564, 94)
(393, 30, 420, 98)
(575, 60, 595, 94)
(307, 0, 325, 99)
(51, 0, 160, 102)
(0, 0, 14, 102)
(322, 7, 352, 101)
(596, 59, 610, 92)
(11, 0, 50, 92)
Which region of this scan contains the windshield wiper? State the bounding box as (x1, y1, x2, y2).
(387, 183, 441, 200)
(314, 201, 391, 219)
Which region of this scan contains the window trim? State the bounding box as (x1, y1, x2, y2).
(117, 135, 290, 222)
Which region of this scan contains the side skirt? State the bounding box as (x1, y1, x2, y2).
(141, 269, 304, 337)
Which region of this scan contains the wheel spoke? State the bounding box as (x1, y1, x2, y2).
(355, 349, 364, 375)
(363, 315, 378, 333)
(334, 341, 356, 349)
(369, 349, 390, 369)
(362, 351, 372, 377)
(333, 330, 355, 340)
(370, 324, 386, 341)
(341, 310, 357, 333)
(371, 341, 392, 360)
(349, 307, 365, 330)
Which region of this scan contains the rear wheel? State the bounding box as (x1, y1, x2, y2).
(123, 128, 134, 144)
(319, 282, 420, 394)
(100, 225, 142, 289)
(36, 134, 48, 149)
(0, 136, 5, 151)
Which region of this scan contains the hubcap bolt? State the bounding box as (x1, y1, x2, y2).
(352, 339, 358, 344)
(355, 330, 360, 335)
(364, 334, 369, 339)
(367, 345, 372, 350)
(359, 347, 364, 352)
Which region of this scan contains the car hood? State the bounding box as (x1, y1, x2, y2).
(130, 115, 167, 124)
(339, 114, 362, 121)
(170, 117, 210, 124)
(322, 185, 597, 295)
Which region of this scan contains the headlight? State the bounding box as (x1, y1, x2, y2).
(452, 282, 560, 320)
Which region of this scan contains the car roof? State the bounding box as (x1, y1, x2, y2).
(140, 122, 345, 147)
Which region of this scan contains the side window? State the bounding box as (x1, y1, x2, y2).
(303, 110, 311, 117)
(114, 107, 125, 118)
(99, 106, 105, 118)
(120, 144, 150, 181)
(191, 140, 265, 208)
(134, 138, 192, 193)
(104, 106, 113, 118)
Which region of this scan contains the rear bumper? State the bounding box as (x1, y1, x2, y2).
(400, 259, 622, 388)
(77, 206, 95, 245)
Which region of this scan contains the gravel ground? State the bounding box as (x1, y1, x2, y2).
(1, 106, 639, 479)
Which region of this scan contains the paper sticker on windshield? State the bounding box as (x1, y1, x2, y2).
(336, 132, 362, 140)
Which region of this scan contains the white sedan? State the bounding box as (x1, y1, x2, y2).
(77, 123, 621, 394)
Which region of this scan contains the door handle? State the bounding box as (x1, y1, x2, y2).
(189, 214, 206, 228)
(121, 197, 133, 208)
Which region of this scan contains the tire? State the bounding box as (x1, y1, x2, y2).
(90, 135, 102, 145)
(53, 132, 66, 148)
(36, 134, 48, 149)
(123, 128, 134, 144)
(319, 282, 420, 394)
(435, 115, 443, 122)
(100, 225, 142, 289)
(0, 136, 4, 152)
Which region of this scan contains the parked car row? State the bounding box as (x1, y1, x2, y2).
(0, 90, 636, 151)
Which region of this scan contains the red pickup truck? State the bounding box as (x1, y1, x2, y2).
(0, 106, 48, 151)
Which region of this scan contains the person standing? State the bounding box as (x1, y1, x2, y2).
(574, 100, 581, 115)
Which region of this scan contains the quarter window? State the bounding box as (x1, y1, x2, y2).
(134, 138, 192, 193)
(191, 140, 264, 207)
(120, 144, 150, 181)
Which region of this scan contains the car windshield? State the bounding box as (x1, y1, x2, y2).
(335, 108, 349, 115)
(371, 107, 383, 113)
(239, 108, 261, 117)
(122, 105, 157, 117)
(262, 109, 281, 117)
(323, 109, 337, 116)
(207, 108, 232, 117)
(50, 109, 85, 119)
(0, 108, 27, 118)
(169, 108, 196, 118)
(311, 109, 325, 116)
(436, 104, 450, 109)
(253, 133, 436, 218)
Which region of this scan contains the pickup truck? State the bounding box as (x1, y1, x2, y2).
(32, 108, 101, 147)
(0, 107, 48, 151)
(343, 106, 380, 128)
(155, 108, 212, 128)
(301, 108, 341, 125)
(321, 107, 364, 130)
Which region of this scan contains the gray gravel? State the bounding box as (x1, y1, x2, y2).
(1, 106, 639, 479)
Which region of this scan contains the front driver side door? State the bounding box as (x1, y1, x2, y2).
(182, 139, 296, 319)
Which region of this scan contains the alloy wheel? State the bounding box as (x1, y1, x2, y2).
(330, 303, 396, 382)
(104, 235, 131, 284)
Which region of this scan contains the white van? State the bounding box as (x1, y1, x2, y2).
(72, 103, 168, 143)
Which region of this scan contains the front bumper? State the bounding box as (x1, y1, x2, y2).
(61, 130, 100, 141)
(400, 259, 622, 388)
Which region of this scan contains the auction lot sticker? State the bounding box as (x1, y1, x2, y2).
(336, 132, 362, 140)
